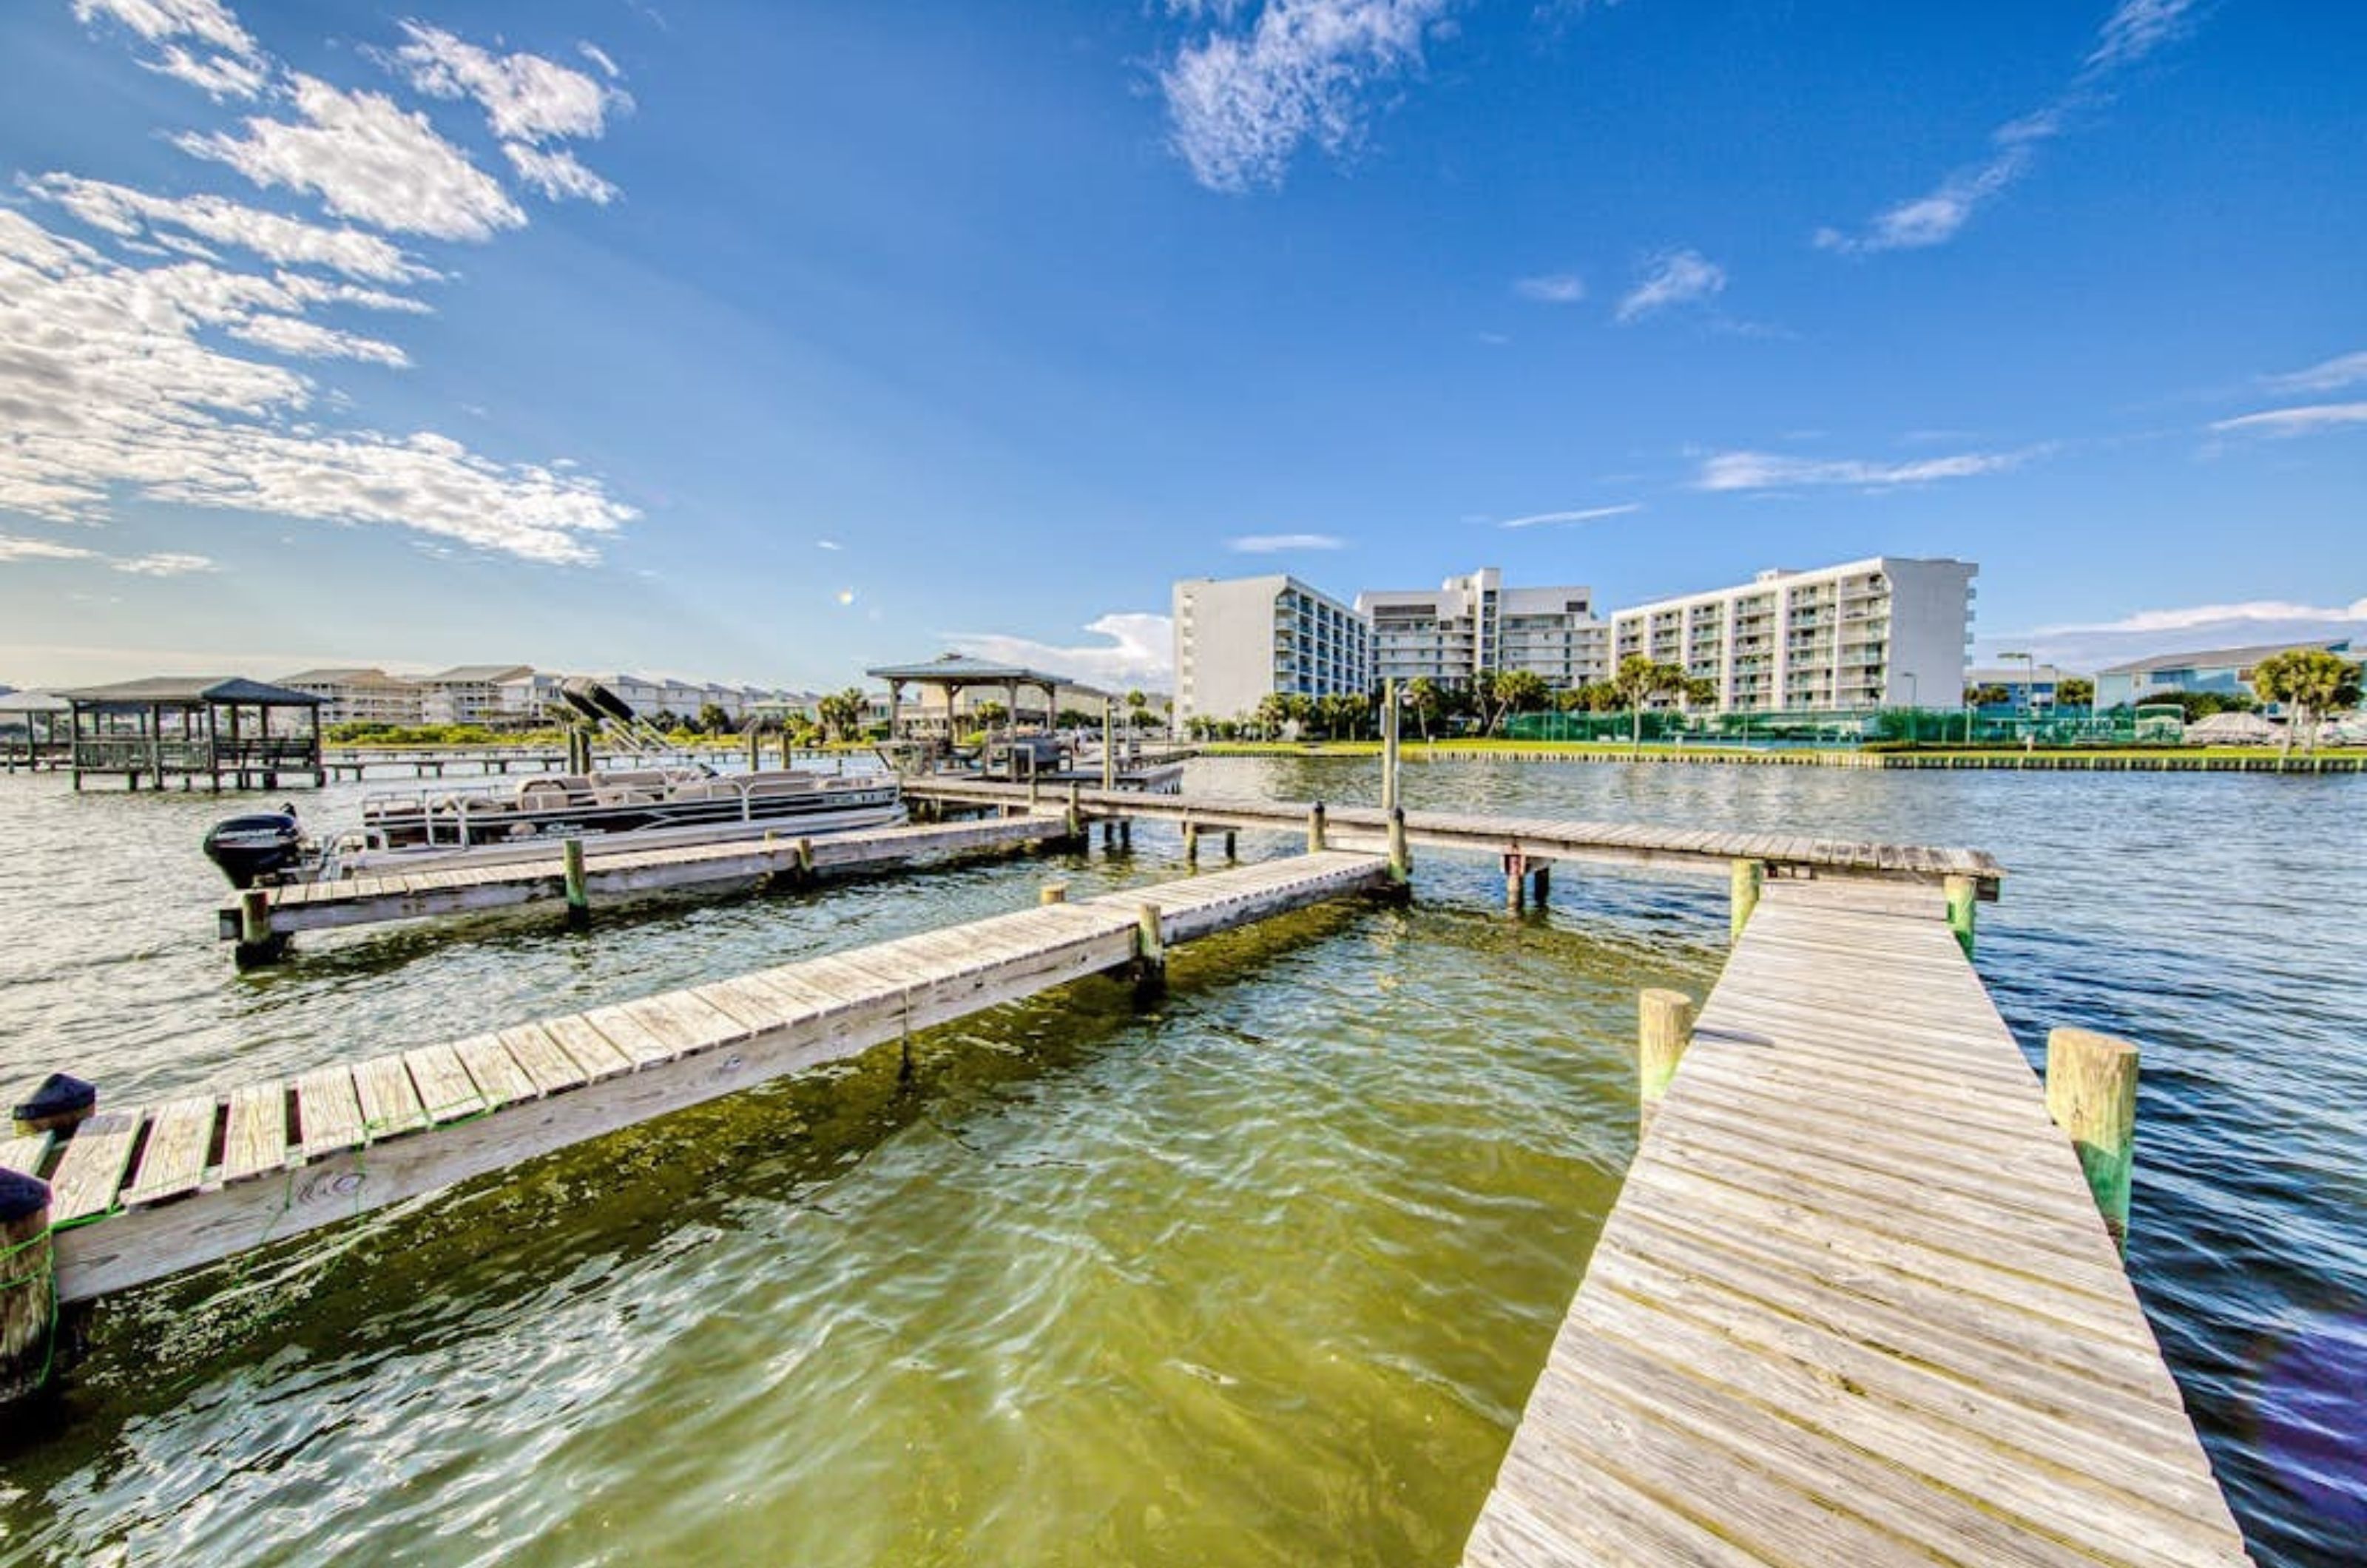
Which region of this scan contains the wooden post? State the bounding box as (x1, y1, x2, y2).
(562, 838, 590, 930)
(1224, 830, 1237, 861)
(1638, 988, 1698, 1119)
(1118, 819, 1132, 851)
(1381, 677, 1400, 815)
(232, 886, 286, 966)
(1307, 801, 1327, 853)
(12, 1075, 95, 1138)
(1532, 863, 1550, 905)
(1387, 806, 1411, 885)
(1064, 782, 1084, 842)
(796, 837, 815, 880)
(1183, 820, 1200, 865)
(1729, 859, 1763, 941)
(1945, 875, 1978, 958)
(779, 731, 793, 768)
(1134, 902, 1166, 991)
(1101, 700, 1116, 790)
(745, 729, 760, 773)
(2046, 1027, 2139, 1251)
(1, 1169, 55, 1406)
(1040, 882, 1067, 905)
(1505, 850, 1527, 911)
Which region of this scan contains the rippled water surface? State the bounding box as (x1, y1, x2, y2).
(0, 757, 2360, 1565)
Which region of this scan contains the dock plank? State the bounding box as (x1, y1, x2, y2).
(46, 1110, 141, 1223)
(217, 1082, 289, 1183)
(0, 1131, 54, 1180)
(119, 1095, 220, 1206)
(292, 1066, 366, 1158)
(1460, 889, 2249, 1567)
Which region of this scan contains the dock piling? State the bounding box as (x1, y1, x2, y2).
(1101, 700, 1115, 791)
(1183, 820, 1199, 865)
(1064, 783, 1084, 843)
(12, 1075, 95, 1139)
(1307, 801, 1327, 853)
(1945, 873, 1978, 957)
(1039, 883, 1067, 905)
(0, 1170, 55, 1406)
(2045, 1026, 2140, 1251)
(1133, 903, 1166, 993)
(1637, 987, 1698, 1118)
(796, 837, 815, 881)
(562, 839, 590, 930)
(1224, 830, 1237, 861)
(1729, 859, 1762, 940)
(1386, 807, 1410, 885)
(1504, 850, 1527, 911)
(234, 888, 285, 967)
(1380, 678, 1400, 815)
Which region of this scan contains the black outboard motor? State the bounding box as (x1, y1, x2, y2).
(203, 810, 303, 888)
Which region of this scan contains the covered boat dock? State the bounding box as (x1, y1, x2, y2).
(61, 677, 327, 791)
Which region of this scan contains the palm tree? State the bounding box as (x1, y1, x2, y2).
(1405, 676, 1442, 742)
(1488, 669, 1550, 734)
(2253, 649, 2364, 753)
(1612, 655, 1688, 747)
(1254, 693, 1290, 740)
(1125, 689, 1149, 732)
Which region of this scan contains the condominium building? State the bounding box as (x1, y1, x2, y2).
(417, 664, 533, 725)
(1357, 567, 1608, 691)
(1172, 574, 1371, 729)
(1610, 558, 1976, 712)
(277, 667, 425, 726)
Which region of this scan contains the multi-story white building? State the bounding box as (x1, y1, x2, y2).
(277, 667, 425, 726)
(1357, 567, 1608, 692)
(1610, 557, 1976, 713)
(417, 665, 534, 725)
(1172, 575, 1371, 729)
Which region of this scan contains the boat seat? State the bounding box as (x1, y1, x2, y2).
(592, 787, 659, 807)
(746, 776, 822, 797)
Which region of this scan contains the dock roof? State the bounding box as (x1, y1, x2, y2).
(61, 676, 327, 706)
(865, 653, 1076, 687)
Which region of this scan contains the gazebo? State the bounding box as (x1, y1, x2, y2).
(0, 691, 72, 773)
(61, 676, 328, 791)
(864, 655, 1075, 746)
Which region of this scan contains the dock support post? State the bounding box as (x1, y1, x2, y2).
(1064, 783, 1084, 844)
(1183, 820, 1199, 865)
(1532, 863, 1550, 905)
(1102, 700, 1116, 790)
(1505, 850, 1527, 911)
(1, 1170, 55, 1408)
(1224, 831, 1237, 862)
(234, 887, 286, 967)
(1945, 874, 1978, 958)
(1119, 819, 1132, 851)
(1729, 859, 1763, 941)
(1381, 677, 1400, 816)
(1638, 988, 1698, 1123)
(562, 838, 590, 930)
(796, 837, 814, 882)
(1040, 883, 1067, 905)
(1133, 903, 1166, 993)
(1386, 806, 1411, 886)
(1307, 801, 1327, 853)
(2046, 1027, 2139, 1251)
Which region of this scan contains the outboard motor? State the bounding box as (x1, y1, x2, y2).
(203, 811, 303, 888)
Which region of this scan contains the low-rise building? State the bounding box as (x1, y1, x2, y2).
(1965, 663, 2084, 709)
(2093, 639, 2356, 710)
(277, 667, 425, 727)
(417, 664, 533, 725)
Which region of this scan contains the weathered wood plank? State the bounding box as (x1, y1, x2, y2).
(292, 1067, 365, 1158)
(46, 1110, 141, 1223)
(352, 1055, 430, 1138)
(402, 1044, 487, 1123)
(120, 1095, 220, 1206)
(217, 1082, 289, 1183)
(0, 1131, 54, 1180)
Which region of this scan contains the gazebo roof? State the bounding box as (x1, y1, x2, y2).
(0, 690, 71, 714)
(865, 653, 1073, 688)
(61, 676, 328, 706)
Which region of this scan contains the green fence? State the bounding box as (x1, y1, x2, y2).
(1502, 706, 2152, 748)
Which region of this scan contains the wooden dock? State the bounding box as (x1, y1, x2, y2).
(1460, 882, 2250, 1567)
(215, 812, 1070, 943)
(903, 780, 2007, 895)
(18, 851, 1391, 1306)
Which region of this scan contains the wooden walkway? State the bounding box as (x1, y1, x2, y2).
(215, 813, 1067, 941)
(21, 851, 1390, 1304)
(1461, 883, 2250, 1567)
(902, 780, 2006, 893)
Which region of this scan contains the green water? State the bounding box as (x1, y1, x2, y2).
(1, 754, 2361, 1565)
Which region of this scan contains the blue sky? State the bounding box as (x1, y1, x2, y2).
(0, 0, 2360, 691)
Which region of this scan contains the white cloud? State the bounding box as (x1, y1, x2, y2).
(945, 612, 1176, 689)
(2031, 599, 2367, 638)
(1819, 0, 2204, 255)
(112, 551, 217, 576)
(1514, 272, 1584, 304)
(0, 535, 102, 564)
(178, 74, 524, 240)
(503, 143, 618, 205)
(816, 539, 842, 550)
(26, 175, 437, 284)
(1160, 0, 1451, 193)
(1617, 249, 1725, 322)
(2261, 351, 2367, 396)
(226, 314, 410, 366)
(0, 205, 631, 564)
(1695, 447, 2030, 492)
(73, 0, 258, 61)
(578, 42, 623, 81)
(1228, 533, 1345, 551)
(391, 23, 629, 143)
(1496, 503, 1642, 528)
(2085, 0, 2202, 74)
(148, 44, 270, 99)
(2209, 403, 2367, 439)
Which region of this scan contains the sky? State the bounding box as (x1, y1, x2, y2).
(0, 0, 2361, 692)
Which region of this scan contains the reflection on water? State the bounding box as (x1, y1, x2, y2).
(0, 757, 2359, 1565)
